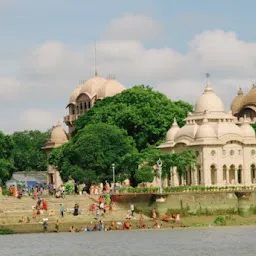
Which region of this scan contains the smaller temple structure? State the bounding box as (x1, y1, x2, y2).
(231, 83, 256, 121)
(159, 78, 256, 187)
(42, 121, 69, 187)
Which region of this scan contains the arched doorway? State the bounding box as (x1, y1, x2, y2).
(251, 164, 256, 184)
(238, 165, 242, 184)
(229, 165, 236, 185)
(223, 165, 227, 185)
(211, 165, 217, 185)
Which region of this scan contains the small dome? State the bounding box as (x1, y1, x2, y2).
(166, 118, 180, 141)
(231, 88, 244, 114)
(195, 119, 217, 139)
(241, 83, 256, 106)
(175, 121, 198, 140)
(216, 120, 242, 138)
(69, 86, 81, 104)
(79, 76, 107, 98)
(194, 81, 225, 113)
(51, 122, 68, 145)
(97, 76, 125, 99)
(240, 117, 255, 138)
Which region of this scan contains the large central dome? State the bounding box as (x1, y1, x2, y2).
(194, 82, 225, 113)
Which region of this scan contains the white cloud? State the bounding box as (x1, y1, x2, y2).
(2, 16, 256, 133)
(0, 77, 20, 100)
(19, 109, 62, 132)
(104, 14, 164, 41)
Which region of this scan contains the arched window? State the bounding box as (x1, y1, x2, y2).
(88, 102, 91, 108)
(211, 165, 217, 185)
(251, 164, 256, 184)
(84, 102, 87, 109)
(223, 165, 227, 182)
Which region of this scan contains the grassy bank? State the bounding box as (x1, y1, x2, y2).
(2, 215, 256, 234)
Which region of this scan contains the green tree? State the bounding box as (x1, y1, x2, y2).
(49, 123, 138, 183)
(11, 130, 51, 172)
(75, 85, 193, 151)
(137, 146, 196, 179)
(0, 159, 16, 183)
(0, 131, 15, 182)
(134, 166, 154, 183)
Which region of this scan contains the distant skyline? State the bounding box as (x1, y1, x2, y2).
(1, 0, 256, 133)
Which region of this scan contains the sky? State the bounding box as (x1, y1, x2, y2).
(1, 0, 256, 133)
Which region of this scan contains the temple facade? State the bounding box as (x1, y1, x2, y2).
(159, 80, 256, 187)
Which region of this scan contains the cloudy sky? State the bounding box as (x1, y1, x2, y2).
(1, 0, 256, 133)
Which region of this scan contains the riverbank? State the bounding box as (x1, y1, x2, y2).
(2, 214, 256, 234)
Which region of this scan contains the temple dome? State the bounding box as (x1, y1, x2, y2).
(69, 86, 81, 104)
(194, 82, 225, 113)
(79, 76, 107, 98)
(97, 76, 125, 99)
(240, 117, 255, 138)
(51, 122, 68, 145)
(216, 120, 242, 138)
(241, 84, 256, 106)
(231, 88, 244, 114)
(195, 119, 217, 139)
(166, 118, 180, 141)
(175, 121, 198, 140)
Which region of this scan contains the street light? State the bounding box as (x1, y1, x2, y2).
(112, 163, 115, 193)
(157, 158, 163, 193)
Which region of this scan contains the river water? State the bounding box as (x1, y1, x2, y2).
(1, 227, 256, 256)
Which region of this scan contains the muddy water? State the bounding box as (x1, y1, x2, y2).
(1, 227, 256, 256)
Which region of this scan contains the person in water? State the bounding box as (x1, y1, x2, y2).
(69, 226, 75, 232)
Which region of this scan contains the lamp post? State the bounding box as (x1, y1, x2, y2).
(112, 163, 115, 193)
(157, 158, 163, 194)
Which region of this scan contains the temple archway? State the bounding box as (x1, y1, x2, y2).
(229, 165, 236, 185)
(223, 165, 227, 185)
(238, 165, 242, 184)
(251, 164, 256, 184)
(211, 164, 217, 185)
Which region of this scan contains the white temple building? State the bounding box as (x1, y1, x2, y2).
(159, 79, 256, 187)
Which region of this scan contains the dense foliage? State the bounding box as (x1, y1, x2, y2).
(12, 130, 51, 172)
(75, 85, 193, 151)
(134, 166, 154, 183)
(48, 86, 195, 184)
(0, 130, 51, 183)
(49, 123, 138, 183)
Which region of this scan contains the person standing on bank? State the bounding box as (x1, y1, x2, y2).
(60, 204, 65, 217)
(130, 203, 135, 217)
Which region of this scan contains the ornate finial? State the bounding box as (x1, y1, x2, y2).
(172, 118, 178, 126)
(238, 87, 243, 95)
(107, 74, 116, 80)
(204, 73, 212, 92)
(94, 41, 98, 77)
(57, 120, 61, 126)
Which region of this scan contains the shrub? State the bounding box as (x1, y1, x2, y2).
(0, 228, 16, 235)
(214, 216, 226, 225)
(64, 182, 73, 194)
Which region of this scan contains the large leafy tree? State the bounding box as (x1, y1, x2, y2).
(75, 85, 193, 151)
(0, 131, 15, 182)
(138, 146, 196, 179)
(11, 130, 51, 172)
(49, 123, 138, 183)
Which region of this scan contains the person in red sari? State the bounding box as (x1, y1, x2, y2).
(42, 199, 48, 211)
